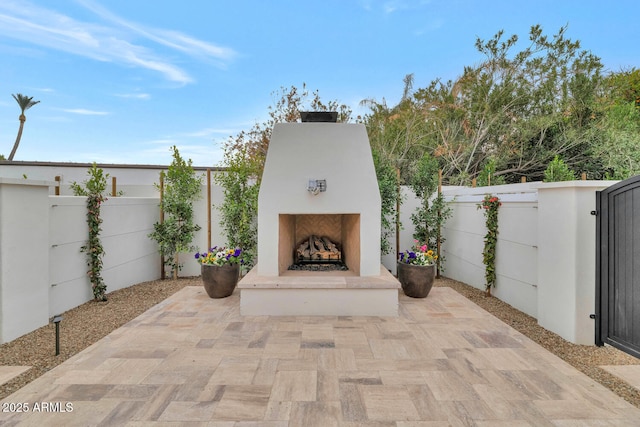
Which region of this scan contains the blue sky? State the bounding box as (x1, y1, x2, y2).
(0, 0, 638, 166)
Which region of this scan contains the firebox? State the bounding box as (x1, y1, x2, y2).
(278, 213, 360, 273)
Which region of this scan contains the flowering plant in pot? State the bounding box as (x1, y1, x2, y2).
(397, 240, 437, 298)
(195, 246, 243, 298)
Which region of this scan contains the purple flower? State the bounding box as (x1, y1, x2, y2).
(408, 251, 416, 259)
(194, 253, 200, 259)
(233, 248, 242, 257)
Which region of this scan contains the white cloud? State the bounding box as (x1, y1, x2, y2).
(178, 127, 239, 138)
(60, 108, 110, 115)
(115, 93, 150, 100)
(384, 2, 400, 13)
(30, 87, 55, 93)
(0, 0, 237, 84)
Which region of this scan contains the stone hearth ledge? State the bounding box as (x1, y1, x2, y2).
(238, 264, 400, 316)
(238, 265, 400, 289)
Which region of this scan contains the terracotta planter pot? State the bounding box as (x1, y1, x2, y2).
(397, 262, 435, 298)
(201, 263, 239, 298)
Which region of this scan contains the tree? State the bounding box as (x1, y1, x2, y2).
(412, 25, 603, 184)
(8, 94, 40, 161)
(149, 146, 203, 278)
(360, 74, 433, 182)
(591, 68, 640, 179)
(372, 149, 401, 255)
(214, 145, 260, 268)
(409, 154, 451, 274)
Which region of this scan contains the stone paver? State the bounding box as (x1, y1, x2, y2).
(1, 286, 639, 425)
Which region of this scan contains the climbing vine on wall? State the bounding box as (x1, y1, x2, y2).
(478, 194, 501, 296)
(71, 163, 109, 301)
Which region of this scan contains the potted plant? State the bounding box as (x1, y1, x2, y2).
(195, 246, 243, 298)
(397, 240, 437, 298)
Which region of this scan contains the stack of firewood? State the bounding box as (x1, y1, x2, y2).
(296, 235, 341, 261)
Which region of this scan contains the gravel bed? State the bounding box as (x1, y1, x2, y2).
(1, 276, 639, 408)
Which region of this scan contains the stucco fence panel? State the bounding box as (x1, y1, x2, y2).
(440, 185, 539, 318)
(48, 196, 162, 316)
(437, 181, 616, 345)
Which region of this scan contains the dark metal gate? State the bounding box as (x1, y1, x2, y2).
(595, 175, 640, 358)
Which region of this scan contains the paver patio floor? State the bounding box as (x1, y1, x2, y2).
(1, 286, 639, 426)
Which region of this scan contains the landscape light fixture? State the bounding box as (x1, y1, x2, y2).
(53, 315, 63, 356)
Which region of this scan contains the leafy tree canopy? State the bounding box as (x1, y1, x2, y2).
(360, 24, 640, 184)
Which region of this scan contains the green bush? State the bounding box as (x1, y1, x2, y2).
(544, 155, 576, 182)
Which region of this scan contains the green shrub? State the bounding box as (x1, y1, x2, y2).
(544, 155, 576, 182)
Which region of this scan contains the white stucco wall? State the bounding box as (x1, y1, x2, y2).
(0, 178, 52, 343)
(0, 173, 227, 342)
(48, 196, 163, 316)
(440, 184, 540, 317)
(439, 181, 617, 345)
(535, 181, 613, 345)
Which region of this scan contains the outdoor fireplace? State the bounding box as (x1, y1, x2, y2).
(255, 122, 379, 276)
(238, 118, 400, 316)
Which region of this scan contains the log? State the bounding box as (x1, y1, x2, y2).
(313, 236, 325, 252)
(309, 236, 318, 255)
(322, 237, 339, 253)
(296, 235, 341, 262)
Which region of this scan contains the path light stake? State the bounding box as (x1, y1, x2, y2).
(53, 315, 63, 356)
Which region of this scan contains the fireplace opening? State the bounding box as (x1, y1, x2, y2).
(278, 213, 360, 275)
